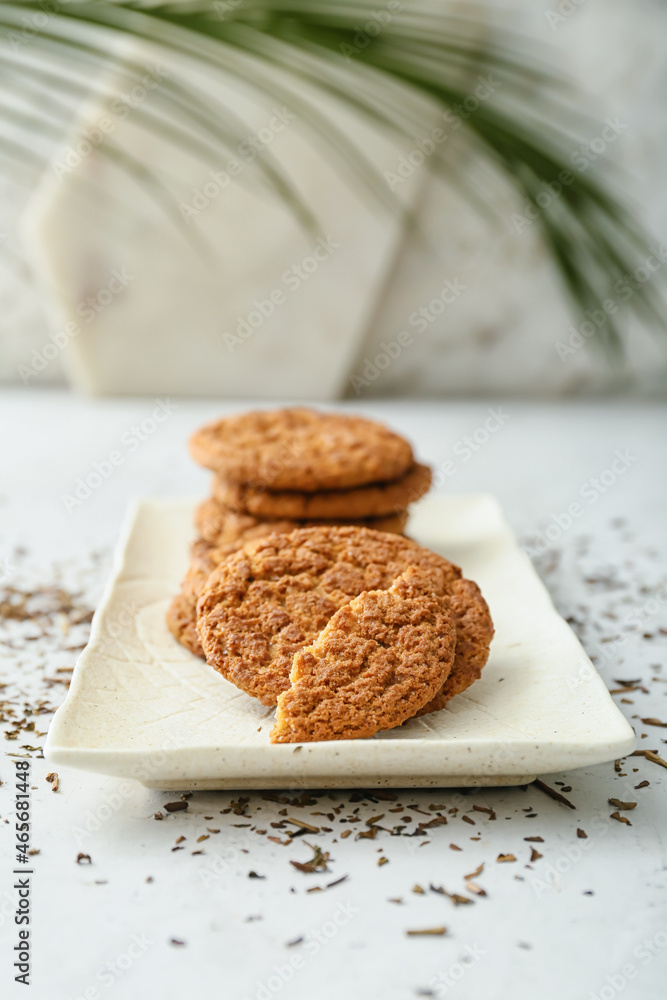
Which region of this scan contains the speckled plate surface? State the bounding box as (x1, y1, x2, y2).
(45, 496, 635, 789)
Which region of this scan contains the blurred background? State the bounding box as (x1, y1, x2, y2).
(1, 0, 666, 400)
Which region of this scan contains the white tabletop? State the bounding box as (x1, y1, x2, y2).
(1, 391, 666, 1000)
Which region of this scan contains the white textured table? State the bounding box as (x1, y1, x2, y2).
(1, 391, 666, 1000)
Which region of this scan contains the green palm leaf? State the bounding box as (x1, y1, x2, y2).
(0, 0, 663, 360)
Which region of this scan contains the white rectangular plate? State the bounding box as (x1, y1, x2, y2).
(45, 496, 635, 789)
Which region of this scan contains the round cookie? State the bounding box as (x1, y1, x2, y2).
(166, 512, 306, 657)
(211, 462, 432, 520)
(189, 407, 414, 491)
(194, 497, 408, 547)
(271, 568, 456, 743)
(197, 525, 487, 707)
(166, 540, 223, 658)
(415, 577, 494, 716)
(194, 501, 306, 549)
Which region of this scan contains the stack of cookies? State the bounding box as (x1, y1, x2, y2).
(166, 407, 432, 660)
(195, 527, 494, 743)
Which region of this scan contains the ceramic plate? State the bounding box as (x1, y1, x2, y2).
(45, 496, 635, 789)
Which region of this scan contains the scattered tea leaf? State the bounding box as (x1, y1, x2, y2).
(630, 750, 667, 769)
(290, 843, 330, 874)
(286, 817, 320, 833)
(465, 880, 486, 897)
(463, 863, 484, 880)
(533, 779, 575, 810)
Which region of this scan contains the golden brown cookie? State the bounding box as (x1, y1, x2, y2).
(194, 497, 407, 547)
(415, 577, 494, 716)
(210, 462, 432, 520)
(270, 568, 456, 743)
(189, 407, 414, 491)
(166, 516, 303, 657)
(166, 540, 223, 658)
(197, 525, 471, 706)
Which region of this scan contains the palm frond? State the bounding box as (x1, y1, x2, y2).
(0, 0, 664, 358)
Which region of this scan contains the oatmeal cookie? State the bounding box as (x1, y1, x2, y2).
(210, 462, 431, 520)
(197, 525, 469, 706)
(270, 568, 456, 742)
(189, 407, 414, 491)
(194, 497, 407, 547)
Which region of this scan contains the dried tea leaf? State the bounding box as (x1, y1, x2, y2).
(497, 854, 517, 863)
(418, 816, 448, 829)
(429, 884, 473, 905)
(326, 876, 348, 888)
(378, 857, 389, 866)
(630, 750, 667, 769)
(45, 771, 59, 792)
(76, 853, 91, 864)
(164, 801, 188, 813)
(290, 843, 330, 874)
(463, 863, 484, 880)
(286, 817, 320, 833)
(530, 848, 543, 862)
(412, 884, 425, 894)
(639, 718, 667, 728)
(524, 836, 544, 843)
(608, 798, 637, 810)
(610, 812, 632, 826)
(465, 880, 487, 896)
(406, 927, 447, 936)
(472, 805, 496, 820)
(577, 829, 588, 839)
(533, 779, 575, 810)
